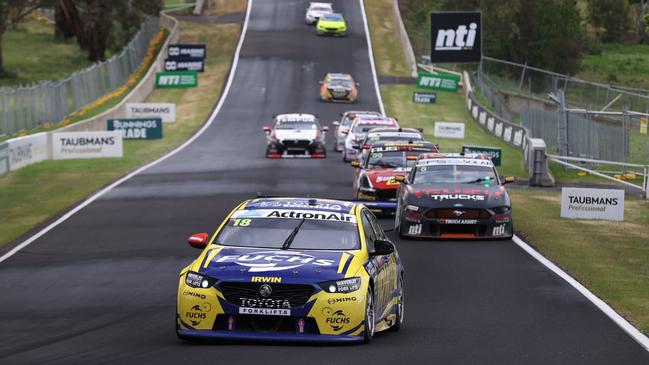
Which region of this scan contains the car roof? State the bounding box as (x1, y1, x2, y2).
(370, 141, 438, 152)
(242, 197, 359, 215)
(327, 73, 353, 80)
(275, 113, 317, 122)
(353, 116, 399, 126)
(343, 110, 381, 117)
(309, 2, 332, 8)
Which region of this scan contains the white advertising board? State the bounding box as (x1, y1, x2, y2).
(52, 131, 123, 160)
(561, 187, 625, 221)
(7, 132, 49, 171)
(0, 142, 9, 176)
(434, 121, 465, 139)
(126, 103, 176, 122)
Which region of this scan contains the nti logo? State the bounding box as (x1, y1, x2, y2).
(435, 23, 478, 51)
(158, 75, 180, 85)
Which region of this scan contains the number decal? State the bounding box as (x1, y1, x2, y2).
(233, 219, 251, 227)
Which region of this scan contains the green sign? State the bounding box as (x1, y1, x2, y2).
(155, 71, 198, 88)
(462, 145, 502, 166)
(107, 118, 163, 140)
(413, 92, 437, 104)
(417, 72, 459, 92)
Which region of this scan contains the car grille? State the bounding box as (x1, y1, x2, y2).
(326, 27, 338, 31)
(425, 208, 491, 219)
(281, 139, 310, 151)
(328, 88, 349, 98)
(219, 282, 315, 308)
(376, 189, 397, 200)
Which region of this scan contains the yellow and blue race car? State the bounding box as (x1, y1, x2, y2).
(176, 197, 404, 343)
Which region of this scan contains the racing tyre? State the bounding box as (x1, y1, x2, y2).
(363, 289, 375, 343)
(395, 210, 407, 238)
(342, 151, 348, 162)
(391, 275, 404, 332)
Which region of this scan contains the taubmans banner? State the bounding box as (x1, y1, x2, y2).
(560, 188, 624, 221)
(52, 131, 123, 160)
(7, 132, 49, 171)
(0, 142, 8, 176)
(430, 11, 482, 64)
(126, 103, 176, 123)
(434, 121, 465, 139)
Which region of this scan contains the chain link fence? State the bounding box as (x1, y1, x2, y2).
(0, 17, 159, 137)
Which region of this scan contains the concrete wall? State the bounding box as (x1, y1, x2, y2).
(501, 91, 558, 115)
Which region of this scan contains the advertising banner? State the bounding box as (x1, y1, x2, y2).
(462, 145, 502, 166)
(434, 121, 465, 139)
(417, 72, 459, 92)
(560, 188, 625, 221)
(0, 142, 8, 176)
(156, 71, 198, 88)
(108, 118, 163, 140)
(413, 92, 437, 104)
(7, 132, 49, 171)
(164, 57, 204, 72)
(52, 131, 123, 160)
(430, 11, 482, 63)
(126, 103, 176, 122)
(168, 44, 206, 59)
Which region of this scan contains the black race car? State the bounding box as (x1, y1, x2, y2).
(394, 153, 514, 239)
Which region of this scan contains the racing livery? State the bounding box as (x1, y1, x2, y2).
(305, 2, 333, 25)
(351, 141, 438, 215)
(316, 13, 347, 36)
(177, 198, 404, 343)
(356, 127, 428, 163)
(320, 73, 359, 103)
(333, 111, 382, 152)
(343, 116, 399, 162)
(394, 153, 515, 239)
(263, 113, 328, 158)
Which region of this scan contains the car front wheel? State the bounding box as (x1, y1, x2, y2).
(363, 289, 375, 343)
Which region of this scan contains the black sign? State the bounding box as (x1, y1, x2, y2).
(164, 57, 204, 72)
(413, 92, 437, 104)
(430, 11, 481, 64)
(167, 44, 206, 59)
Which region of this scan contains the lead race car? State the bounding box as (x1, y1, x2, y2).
(177, 197, 404, 343)
(394, 153, 515, 239)
(262, 113, 328, 158)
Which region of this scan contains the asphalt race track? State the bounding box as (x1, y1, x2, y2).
(1, 1, 648, 364)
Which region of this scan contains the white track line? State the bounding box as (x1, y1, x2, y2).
(359, 0, 649, 352)
(512, 236, 649, 351)
(0, 0, 254, 264)
(359, 0, 385, 116)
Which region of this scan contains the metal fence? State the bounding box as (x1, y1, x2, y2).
(0, 17, 159, 137)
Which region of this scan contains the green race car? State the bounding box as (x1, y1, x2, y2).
(316, 13, 347, 37)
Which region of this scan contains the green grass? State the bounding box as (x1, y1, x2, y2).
(578, 43, 649, 90)
(364, 0, 411, 77)
(510, 188, 649, 333)
(0, 19, 242, 247)
(0, 18, 90, 87)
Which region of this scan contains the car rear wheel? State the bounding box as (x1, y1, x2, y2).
(363, 289, 375, 343)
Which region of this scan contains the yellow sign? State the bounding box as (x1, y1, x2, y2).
(641, 117, 648, 135)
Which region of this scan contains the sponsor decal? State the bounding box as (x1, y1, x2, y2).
(248, 200, 343, 211)
(408, 224, 422, 235)
(492, 224, 506, 236)
(185, 303, 211, 326)
(431, 194, 485, 201)
(560, 188, 624, 221)
(413, 91, 437, 104)
(375, 175, 396, 183)
(430, 11, 482, 64)
(240, 297, 291, 309)
(239, 307, 290, 316)
(107, 118, 162, 140)
(440, 219, 478, 224)
(251, 276, 282, 283)
(417, 72, 460, 92)
(182, 290, 206, 300)
(327, 296, 357, 305)
(417, 158, 492, 167)
(213, 251, 336, 272)
(322, 308, 350, 331)
(52, 131, 123, 160)
(231, 209, 356, 223)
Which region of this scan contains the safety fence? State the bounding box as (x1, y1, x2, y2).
(0, 17, 159, 137)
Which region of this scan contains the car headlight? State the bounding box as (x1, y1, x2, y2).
(405, 204, 419, 212)
(185, 271, 217, 289)
(318, 277, 361, 293)
(490, 206, 511, 214)
(359, 175, 375, 192)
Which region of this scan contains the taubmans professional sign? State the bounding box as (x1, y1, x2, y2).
(156, 71, 198, 88)
(560, 188, 624, 221)
(0, 142, 8, 176)
(434, 121, 465, 139)
(164, 57, 204, 72)
(413, 92, 437, 104)
(7, 132, 49, 171)
(430, 11, 482, 63)
(52, 131, 123, 160)
(107, 118, 163, 140)
(462, 145, 502, 166)
(168, 44, 206, 59)
(126, 103, 176, 122)
(417, 71, 460, 92)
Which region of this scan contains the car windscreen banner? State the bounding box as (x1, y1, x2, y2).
(430, 11, 482, 64)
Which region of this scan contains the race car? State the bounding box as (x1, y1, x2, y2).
(176, 197, 404, 343)
(394, 153, 515, 239)
(333, 111, 382, 152)
(342, 116, 399, 162)
(351, 141, 439, 215)
(262, 113, 328, 158)
(305, 2, 333, 25)
(316, 13, 347, 36)
(320, 73, 359, 103)
(356, 127, 429, 163)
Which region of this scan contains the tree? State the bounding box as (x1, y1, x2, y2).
(587, 0, 630, 42)
(0, 0, 40, 75)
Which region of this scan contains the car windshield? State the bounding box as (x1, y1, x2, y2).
(322, 14, 342, 21)
(367, 150, 421, 168)
(215, 217, 359, 250)
(312, 6, 331, 11)
(367, 133, 422, 143)
(329, 79, 352, 87)
(413, 164, 497, 184)
(276, 122, 318, 130)
(353, 123, 388, 133)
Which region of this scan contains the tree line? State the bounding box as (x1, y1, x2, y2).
(0, 0, 162, 77)
(400, 0, 649, 75)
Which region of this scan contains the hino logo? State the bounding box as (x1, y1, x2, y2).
(435, 23, 478, 51)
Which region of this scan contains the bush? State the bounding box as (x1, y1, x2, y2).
(587, 0, 630, 42)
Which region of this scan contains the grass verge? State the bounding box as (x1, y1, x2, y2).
(364, 0, 411, 77)
(0, 14, 243, 247)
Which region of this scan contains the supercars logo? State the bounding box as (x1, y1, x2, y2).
(213, 251, 336, 272)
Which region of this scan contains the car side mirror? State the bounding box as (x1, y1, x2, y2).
(394, 175, 406, 183)
(319, 81, 323, 84)
(262, 126, 271, 134)
(332, 121, 340, 126)
(341, 130, 349, 135)
(350, 161, 361, 168)
(322, 126, 329, 132)
(502, 176, 515, 185)
(187, 233, 209, 249)
(372, 239, 395, 256)
(356, 82, 360, 86)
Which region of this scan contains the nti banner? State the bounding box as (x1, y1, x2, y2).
(108, 118, 163, 140)
(156, 71, 198, 88)
(430, 11, 482, 63)
(417, 71, 459, 92)
(462, 145, 502, 166)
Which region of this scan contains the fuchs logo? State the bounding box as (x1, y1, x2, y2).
(322, 308, 350, 331)
(214, 251, 336, 272)
(435, 23, 478, 51)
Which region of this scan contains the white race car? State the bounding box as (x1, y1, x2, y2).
(305, 2, 333, 25)
(332, 110, 382, 152)
(262, 113, 328, 158)
(342, 116, 399, 162)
